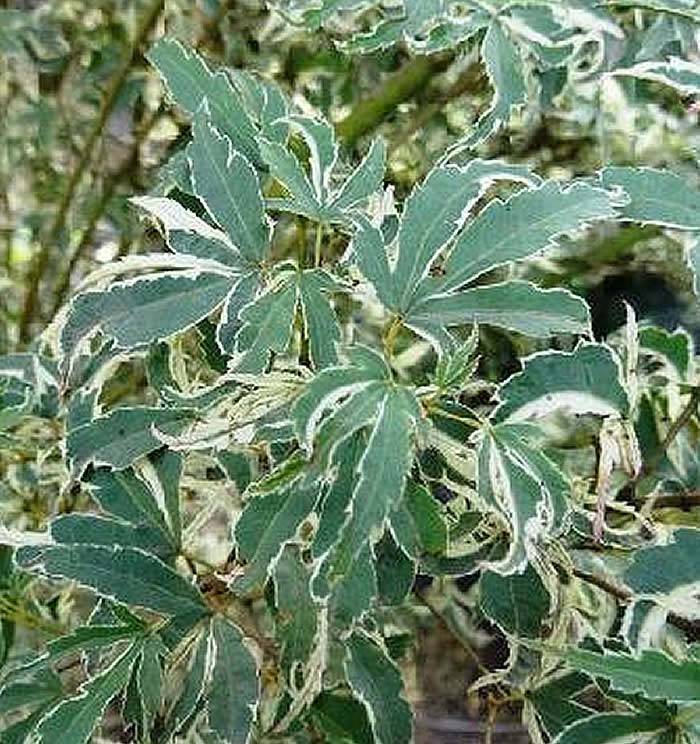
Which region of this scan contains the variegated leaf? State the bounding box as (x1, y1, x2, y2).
(493, 343, 629, 423)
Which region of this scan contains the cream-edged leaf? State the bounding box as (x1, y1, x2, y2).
(493, 343, 629, 423)
(441, 181, 619, 293)
(600, 166, 700, 230)
(408, 281, 591, 341)
(188, 117, 271, 264)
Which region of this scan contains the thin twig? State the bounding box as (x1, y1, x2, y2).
(415, 589, 489, 675)
(572, 567, 700, 641)
(47, 106, 164, 317)
(640, 386, 700, 483)
(18, 0, 165, 343)
(659, 386, 700, 457)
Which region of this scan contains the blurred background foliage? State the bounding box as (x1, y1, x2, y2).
(2, 1, 700, 739)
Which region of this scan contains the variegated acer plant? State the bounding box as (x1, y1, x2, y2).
(3, 2, 700, 743)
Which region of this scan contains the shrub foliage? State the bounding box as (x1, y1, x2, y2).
(3, 1, 700, 743)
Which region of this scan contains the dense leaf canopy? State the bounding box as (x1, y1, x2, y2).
(2, 1, 700, 742)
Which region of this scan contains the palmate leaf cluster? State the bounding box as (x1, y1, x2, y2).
(2, 2, 700, 743)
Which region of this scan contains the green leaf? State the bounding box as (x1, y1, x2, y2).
(390, 480, 447, 560)
(408, 281, 591, 343)
(147, 38, 259, 165)
(600, 167, 700, 230)
(492, 423, 572, 534)
(457, 20, 526, 150)
(639, 325, 693, 381)
(66, 407, 192, 476)
(188, 117, 270, 264)
(15, 544, 208, 619)
(552, 710, 671, 744)
(312, 432, 365, 559)
(625, 528, 700, 619)
(217, 273, 262, 354)
(217, 450, 255, 493)
(273, 545, 318, 681)
(480, 564, 550, 638)
(375, 531, 414, 606)
(260, 137, 321, 220)
(1, 623, 142, 686)
(232, 470, 321, 594)
(233, 278, 297, 373)
(130, 195, 240, 268)
(344, 633, 413, 744)
(207, 617, 259, 744)
(477, 430, 549, 574)
(493, 343, 629, 422)
(393, 164, 489, 310)
(0, 672, 62, 716)
(430, 330, 479, 392)
(62, 270, 234, 359)
(310, 691, 373, 744)
(150, 449, 183, 550)
(441, 180, 618, 293)
(528, 672, 594, 738)
(124, 634, 167, 738)
(34, 640, 143, 744)
(287, 115, 338, 203)
(293, 345, 390, 452)
(331, 138, 386, 213)
(160, 628, 211, 741)
(613, 57, 700, 95)
(392, 160, 540, 311)
(86, 467, 175, 548)
(232, 70, 289, 145)
(50, 514, 173, 558)
(564, 646, 700, 702)
(327, 544, 378, 627)
(323, 387, 419, 579)
(266, 122, 385, 223)
(298, 269, 341, 368)
(350, 217, 397, 310)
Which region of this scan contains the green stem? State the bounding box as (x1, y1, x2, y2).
(382, 315, 402, 360)
(18, 0, 165, 344)
(314, 222, 323, 268)
(635, 386, 700, 486)
(336, 53, 454, 147)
